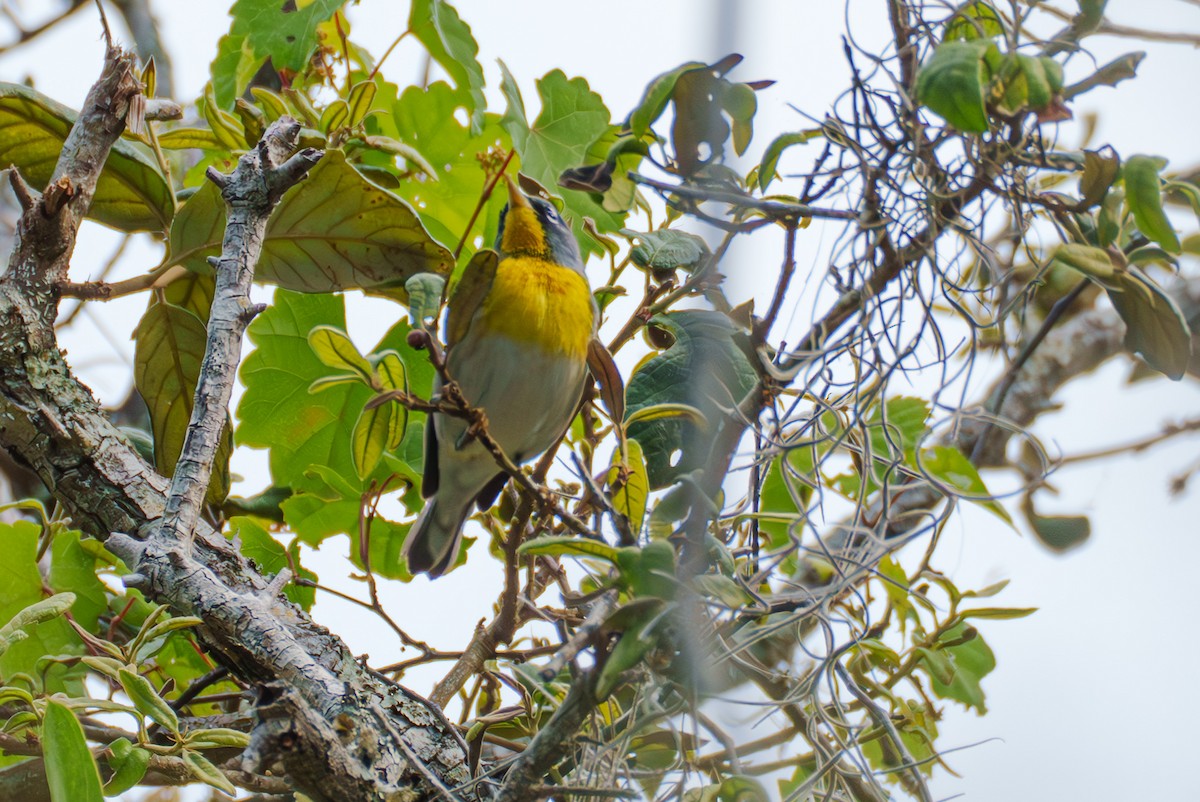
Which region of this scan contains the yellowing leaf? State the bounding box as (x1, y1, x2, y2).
(0, 82, 173, 232)
(608, 439, 650, 534)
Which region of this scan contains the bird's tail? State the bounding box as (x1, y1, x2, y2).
(403, 496, 470, 578)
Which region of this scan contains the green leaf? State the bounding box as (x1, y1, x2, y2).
(914, 39, 998, 133)
(499, 65, 618, 257)
(944, 1, 1005, 41)
(757, 438, 819, 549)
(1079, 149, 1120, 209)
(670, 63, 733, 175)
(0, 82, 173, 232)
(927, 623, 995, 712)
(1064, 52, 1144, 100)
(1124, 154, 1182, 253)
(228, 516, 316, 609)
(0, 523, 87, 694)
(42, 700, 104, 802)
(992, 53, 1063, 116)
(156, 127, 225, 151)
(352, 395, 403, 480)
(625, 311, 758, 488)
(118, 669, 179, 735)
(168, 151, 453, 300)
(518, 536, 621, 563)
(0, 594, 76, 656)
(319, 99, 350, 136)
(1104, 267, 1192, 380)
(202, 82, 246, 150)
(957, 606, 1037, 621)
(840, 396, 933, 498)
(214, 0, 343, 107)
(595, 608, 659, 700)
(920, 445, 1012, 524)
(756, 130, 820, 192)
(307, 325, 374, 382)
(182, 749, 236, 795)
(626, 228, 710, 273)
(134, 301, 232, 505)
(386, 81, 511, 258)
(1050, 243, 1121, 288)
(103, 737, 150, 796)
(346, 81, 378, 127)
(210, 33, 258, 111)
(239, 290, 434, 493)
(615, 540, 677, 600)
(409, 0, 487, 135)
(47, 533, 107, 633)
(608, 439, 650, 534)
(406, 273, 446, 328)
(184, 727, 252, 749)
(1025, 508, 1091, 552)
(629, 61, 705, 138)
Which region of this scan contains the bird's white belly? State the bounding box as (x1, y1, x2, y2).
(440, 334, 586, 464)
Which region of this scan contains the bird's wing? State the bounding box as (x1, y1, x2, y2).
(446, 248, 500, 347)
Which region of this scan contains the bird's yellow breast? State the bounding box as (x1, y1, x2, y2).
(477, 257, 594, 361)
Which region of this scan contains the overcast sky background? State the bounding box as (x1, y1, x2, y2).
(3, 1, 1199, 800)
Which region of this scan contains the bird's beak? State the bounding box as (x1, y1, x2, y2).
(504, 174, 532, 210)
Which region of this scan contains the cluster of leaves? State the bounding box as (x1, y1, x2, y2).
(0, 508, 245, 797)
(0, 0, 1197, 799)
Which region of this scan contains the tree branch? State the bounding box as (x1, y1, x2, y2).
(0, 52, 479, 802)
(157, 118, 320, 550)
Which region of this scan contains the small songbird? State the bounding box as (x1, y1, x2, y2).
(403, 175, 597, 577)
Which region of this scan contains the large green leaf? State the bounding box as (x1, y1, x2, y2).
(385, 81, 511, 261)
(0, 522, 87, 693)
(409, 0, 486, 135)
(134, 299, 232, 504)
(42, 701, 104, 802)
(168, 150, 453, 299)
(625, 311, 758, 488)
(499, 65, 617, 257)
(237, 289, 432, 493)
(0, 82, 173, 232)
(628, 61, 705, 139)
(47, 532, 108, 634)
(210, 0, 344, 108)
(227, 517, 316, 609)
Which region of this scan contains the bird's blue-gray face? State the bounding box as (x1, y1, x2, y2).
(496, 196, 584, 272)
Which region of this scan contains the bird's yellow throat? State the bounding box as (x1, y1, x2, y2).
(479, 256, 593, 360)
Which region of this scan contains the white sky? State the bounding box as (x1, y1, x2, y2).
(3, 1, 1200, 800)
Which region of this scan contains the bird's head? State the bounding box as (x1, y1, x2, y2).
(497, 175, 583, 272)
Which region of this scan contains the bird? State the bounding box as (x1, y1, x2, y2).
(402, 175, 597, 577)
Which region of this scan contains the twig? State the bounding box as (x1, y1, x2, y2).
(60, 264, 187, 302)
(0, 3, 88, 55)
(493, 671, 597, 802)
(1059, 417, 1200, 465)
(628, 172, 858, 221)
(157, 119, 322, 549)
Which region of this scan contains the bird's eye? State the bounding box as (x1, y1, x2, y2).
(543, 207, 561, 224)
